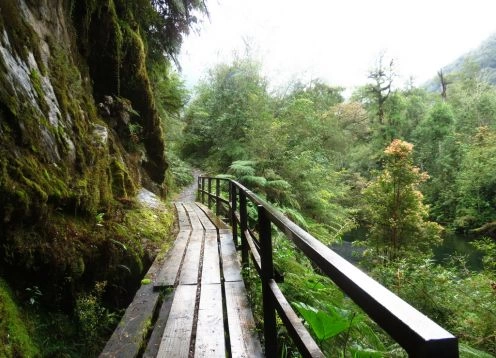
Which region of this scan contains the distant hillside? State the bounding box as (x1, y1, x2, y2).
(425, 32, 496, 91)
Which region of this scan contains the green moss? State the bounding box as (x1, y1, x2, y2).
(0, 278, 40, 357)
(110, 158, 136, 198)
(0, 2, 43, 66)
(125, 203, 174, 244)
(30, 69, 44, 100)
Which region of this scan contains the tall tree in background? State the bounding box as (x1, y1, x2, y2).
(363, 140, 442, 260)
(437, 69, 450, 100)
(181, 57, 272, 171)
(366, 55, 396, 124)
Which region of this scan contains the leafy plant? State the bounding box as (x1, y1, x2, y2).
(293, 302, 350, 342)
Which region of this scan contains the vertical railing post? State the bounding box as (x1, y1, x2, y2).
(230, 182, 238, 246)
(239, 191, 248, 266)
(207, 178, 212, 209)
(197, 176, 201, 202)
(215, 178, 220, 216)
(258, 205, 277, 357)
(201, 177, 206, 204)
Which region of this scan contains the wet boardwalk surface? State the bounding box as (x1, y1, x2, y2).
(101, 201, 263, 358)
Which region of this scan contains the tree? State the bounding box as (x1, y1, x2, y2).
(437, 69, 451, 100)
(455, 127, 496, 231)
(181, 57, 272, 171)
(366, 55, 396, 124)
(363, 139, 442, 260)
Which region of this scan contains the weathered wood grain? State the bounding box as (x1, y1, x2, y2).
(201, 230, 221, 284)
(196, 202, 230, 229)
(179, 230, 203, 285)
(142, 291, 175, 358)
(99, 255, 162, 358)
(219, 230, 243, 282)
(183, 203, 204, 231)
(225, 281, 263, 358)
(194, 283, 225, 357)
(175, 203, 191, 229)
(191, 203, 217, 231)
(154, 230, 190, 289)
(157, 284, 197, 358)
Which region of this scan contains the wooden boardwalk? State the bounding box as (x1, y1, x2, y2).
(101, 202, 263, 358)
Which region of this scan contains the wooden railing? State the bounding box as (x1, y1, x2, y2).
(198, 176, 459, 357)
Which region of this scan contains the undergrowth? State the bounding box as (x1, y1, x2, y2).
(1, 196, 176, 357)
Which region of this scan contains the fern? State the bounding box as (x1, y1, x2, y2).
(241, 175, 266, 188)
(228, 160, 256, 176)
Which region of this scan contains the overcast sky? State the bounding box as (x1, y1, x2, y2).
(179, 0, 496, 92)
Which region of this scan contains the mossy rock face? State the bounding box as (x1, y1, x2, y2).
(0, 0, 151, 224)
(0, 0, 152, 305)
(73, 0, 168, 184)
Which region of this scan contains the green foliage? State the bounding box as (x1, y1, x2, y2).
(363, 139, 442, 260)
(0, 278, 39, 357)
(455, 127, 496, 230)
(369, 256, 496, 355)
(293, 302, 350, 342)
(76, 281, 118, 356)
(472, 237, 496, 273)
(182, 57, 272, 171)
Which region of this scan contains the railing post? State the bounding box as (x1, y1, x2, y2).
(215, 178, 220, 216)
(207, 178, 212, 209)
(239, 191, 248, 266)
(230, 182, 238, 246)
(201, 177, 205, 204)
(258, 205, 277, 357)
(197, 176, 201, 201)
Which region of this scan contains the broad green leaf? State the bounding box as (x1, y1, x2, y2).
(293, 302, 349, 341)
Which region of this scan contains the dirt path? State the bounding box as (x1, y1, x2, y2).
(173, 168, 203, 202)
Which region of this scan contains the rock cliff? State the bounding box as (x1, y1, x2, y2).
(0, 0, 177, 312)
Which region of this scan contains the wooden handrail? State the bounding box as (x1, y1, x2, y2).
(198, 176, 459, 357)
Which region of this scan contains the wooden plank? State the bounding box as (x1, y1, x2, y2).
(175, 203, 191, 229)
(219, 231, 242, 282)
(194, 284, 225, 357)
(100, 256, 162, 358)
(191, 203, 217, 231)
(225, 281, 263, 358)
(201, 230, 221, 284)
(142, 291, 175, 358)
(157, 285, 197, 358)
(183, 202, 204, 231)
(196, 202, 230, 229)
(154, 230, 191, 289)
(179, 230, 203, 285)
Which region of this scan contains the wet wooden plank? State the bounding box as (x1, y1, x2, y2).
(175, 203, 191, 230)
(142, 291, 175, 358)
(157, 285, 197, 358)
(194, 283, 225, 357)
(196, 202, 230, 229)
(100, 257, 162, 358)
(183, 203, 204, 231)
(191, 203, 217, 231)
(154, 230, 191, 289)
(201, 230, 221, 284)
(219, 230, 243, 282)
(179, 230, 203, 285)
(225, 281, 263, 358)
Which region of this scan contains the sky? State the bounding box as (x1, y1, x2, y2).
(178, 0, 496, 92)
